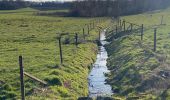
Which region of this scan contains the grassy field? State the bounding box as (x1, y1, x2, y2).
(106, 8, 170, 100)
(0, 8, 110, 99)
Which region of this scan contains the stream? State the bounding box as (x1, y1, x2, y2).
(88, 30, 113, 97)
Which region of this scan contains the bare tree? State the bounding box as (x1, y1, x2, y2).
(70, 0, 170, 17)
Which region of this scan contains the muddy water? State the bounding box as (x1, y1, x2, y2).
(88, 30, 113, 97)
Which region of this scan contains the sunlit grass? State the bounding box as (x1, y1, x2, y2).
(0, 8, 110, 99)
(106, 7, 170, 99)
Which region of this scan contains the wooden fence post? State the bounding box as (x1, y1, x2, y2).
(83, 28, 85, 40)
(141, 24, 144, 40)
(120, 20, 122, 30)
(116, 25, 118, 34)
(123, 20, 126, 32)
(19, 56, 25, 100)
(117, 19, 119, 26)
(87, 25, 90, 35)
(99, 29, 101, 40)
(58, 37, 63, 64)
(154, 28, 157, 51)
(121, 20, 124, 27)
(75, 33, 78, 47)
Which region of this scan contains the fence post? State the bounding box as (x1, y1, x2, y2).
(19, 56, 25, 100)
(116, 25, 118, 34)
(75, 33, 78, 47)
(123, 20, 126, 32)
(141, 24, 144, 40)
(120, 19, 122, 30)
(58, 37, 63, 64)
(99, 29, 101, 41)
(117, 19, 119, 26)
(121, 20, 124, 27)
(154, 28, 157, 51)
(83, 28, 85, 40)
(87, 25, 90, 35)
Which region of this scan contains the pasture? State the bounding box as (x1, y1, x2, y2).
(0, 8, 109, 99)
(106, 8, 170, 100)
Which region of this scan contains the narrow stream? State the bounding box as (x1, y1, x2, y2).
(88, 30, 113, 97)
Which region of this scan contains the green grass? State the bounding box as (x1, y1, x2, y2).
(106, 8, 170, 100)
(0, 8, 110, 99)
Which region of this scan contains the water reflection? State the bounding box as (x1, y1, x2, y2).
(88, 30, 113, 97)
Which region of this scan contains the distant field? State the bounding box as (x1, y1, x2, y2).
(106, 8, 170, 99)
(0, 8, 109, 99)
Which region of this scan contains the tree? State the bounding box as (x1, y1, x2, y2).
(69, 0, 170, 17)
(0, 0, 28, 10)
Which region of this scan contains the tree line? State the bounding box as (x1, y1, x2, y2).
(1, 0, 170, 17)
(0, 0, 72, 10)
(69, 0, 170, 17)
(0, 0, 29, 10)
(30, 2, 72, 10)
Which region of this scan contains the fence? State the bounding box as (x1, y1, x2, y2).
(108, 17, 166, 52)
(17, 18, 107, 100)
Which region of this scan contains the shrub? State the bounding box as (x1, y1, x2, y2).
(45, 76, 62, 86)
(0, 90, 17, 99)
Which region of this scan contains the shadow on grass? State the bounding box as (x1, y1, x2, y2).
(106, 28, 141, 42)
